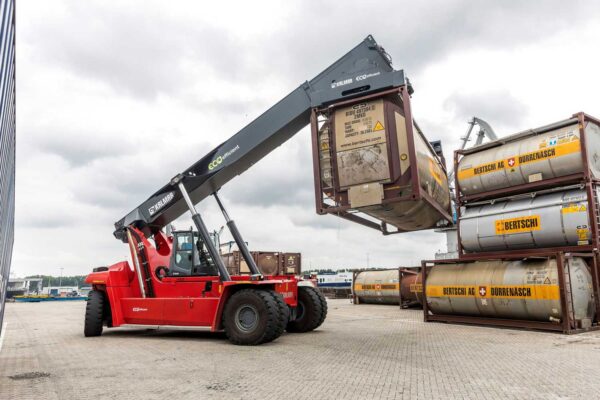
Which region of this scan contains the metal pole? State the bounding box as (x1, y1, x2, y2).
(213, 192, 262, 277)
(175, 180, 231, 281)
(127, 230, 147, 298)
(59, 268, 64, 289)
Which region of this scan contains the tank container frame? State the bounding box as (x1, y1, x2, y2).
(421, 251, 600, 334)
(454, 113, 600, 258)
(311, 86, 452, 235)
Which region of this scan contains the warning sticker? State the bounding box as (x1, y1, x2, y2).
(334, 100, 387, 152)
(426, 285, 560, 300)
(577, 228, 590, 241)
(561, 204, 587, 214)
(457, 139, 580, 180)
(495, 215, 541, 235)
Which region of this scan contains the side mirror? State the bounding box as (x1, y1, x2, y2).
(155, 266, 170, 280)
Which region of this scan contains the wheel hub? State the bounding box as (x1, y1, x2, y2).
(235, 305, 259, 332)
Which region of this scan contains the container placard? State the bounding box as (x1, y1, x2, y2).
(334, 99, 386, 152)
(495, 215, 541, 235)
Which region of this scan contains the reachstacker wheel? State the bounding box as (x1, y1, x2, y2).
(84, 290, 106, 337)
(222, 289, 288, 345)
(286, 286, 327, 333)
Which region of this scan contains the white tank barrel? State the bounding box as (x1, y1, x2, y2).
(353, 270, 400, 304)
(460, 187, 594, 252)
(426, 257, 595, 324)
(456, 119, 600, 196)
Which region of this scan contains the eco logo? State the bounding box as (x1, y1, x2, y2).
(208, 145, 240, 171)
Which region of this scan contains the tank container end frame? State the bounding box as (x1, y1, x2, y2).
(421, 251, 600, 334)
(311, 86, 453, 235)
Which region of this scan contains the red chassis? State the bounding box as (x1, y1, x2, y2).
(84, 227, 326, 345)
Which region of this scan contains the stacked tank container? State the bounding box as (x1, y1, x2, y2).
(422, 113, 600, 333)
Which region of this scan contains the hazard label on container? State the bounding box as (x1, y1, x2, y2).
(561, 204, 587, 214)
(577, 228, 589, 240)
(334, 99, 387, 152)
(495, 215, 541, 235)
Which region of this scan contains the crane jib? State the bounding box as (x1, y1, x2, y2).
(114, 35, 406, 242)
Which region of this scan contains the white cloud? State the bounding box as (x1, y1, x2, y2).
(11, 0, 600, 277)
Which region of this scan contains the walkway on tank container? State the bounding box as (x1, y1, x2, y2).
(1, 300, 599, 399)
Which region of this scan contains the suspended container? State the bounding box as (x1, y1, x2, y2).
(459, 186, 598, 253)
(455, 112, 600, 201)
(422, 252, 600, 333)
(311, 87, 452, 234)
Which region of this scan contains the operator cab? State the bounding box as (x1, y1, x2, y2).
(169, 230, 219, 276)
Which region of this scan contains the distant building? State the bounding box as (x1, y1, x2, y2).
(41, 286, 80, 297)
(0, 0, 15, 335)
(7, 278, 43, 298)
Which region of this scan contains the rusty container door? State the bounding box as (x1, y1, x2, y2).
(400, 270, 423, 307)
(280, 253, 301, 275)
(255, 252, 281, 276)
(221, 251, 241, 276)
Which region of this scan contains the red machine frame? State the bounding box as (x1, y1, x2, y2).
(86, 227, 299, 332)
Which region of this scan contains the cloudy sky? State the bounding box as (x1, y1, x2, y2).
(12, 0, 600, 277)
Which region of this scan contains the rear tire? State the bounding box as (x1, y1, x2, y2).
(287, 286, 327, 333)
(84, 290, 105, 337)
(222, 289, 287, 345)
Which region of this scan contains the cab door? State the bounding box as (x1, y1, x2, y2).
(161, 231, 220, 326)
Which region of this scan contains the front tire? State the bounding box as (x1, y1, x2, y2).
(286, 286, 327, 333)
(222, 289, 287, 345)
(84, 290, 105, 337)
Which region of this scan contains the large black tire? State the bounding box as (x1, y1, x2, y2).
(222, 289, 287, 345)
(286, 286, 327, 333)
(84, 290, 105, 337)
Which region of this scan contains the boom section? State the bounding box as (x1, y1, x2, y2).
(114, 35, 406, 241)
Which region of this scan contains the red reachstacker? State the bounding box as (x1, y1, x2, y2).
(84, 35, 408, 344)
